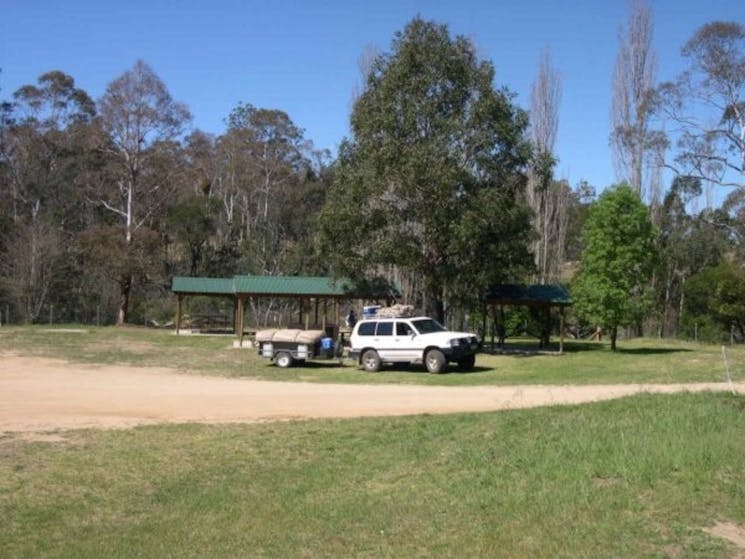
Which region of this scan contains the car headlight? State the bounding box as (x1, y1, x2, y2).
(450, 338, 460, 348)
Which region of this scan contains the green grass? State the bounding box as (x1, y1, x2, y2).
(1, 324, 743, 385)
(1, 393, 744, 557)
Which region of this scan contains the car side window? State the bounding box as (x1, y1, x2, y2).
(396, 322, 412, 336)
(357, 322, 376, 336)
(376, 321, 393, 336)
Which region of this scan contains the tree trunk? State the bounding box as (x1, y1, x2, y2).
(610, 325, 618, 351)
(117, 274, 132, 325)
(430, 297, 445, 325)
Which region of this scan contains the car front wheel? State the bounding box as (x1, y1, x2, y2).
(425, 349, 446, 374)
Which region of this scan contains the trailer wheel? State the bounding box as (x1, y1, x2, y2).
(275, 351, 293, 368)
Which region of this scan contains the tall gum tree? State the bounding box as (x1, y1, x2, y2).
(659, 21, 745, 196)
(528, 48, 567, 284)
(96, 60, 191, 324)
(318, 18, 532, 322)
(611, 0, 664, 203)
(0, 71, 95, 322)
(223, 103, 312, 274)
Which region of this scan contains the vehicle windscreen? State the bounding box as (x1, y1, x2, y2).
(410, 318, 447, 334)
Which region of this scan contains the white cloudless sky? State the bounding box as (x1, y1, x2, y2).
(2, 0, 743, 191)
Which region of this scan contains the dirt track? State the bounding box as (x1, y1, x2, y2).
(1, 354, 743, 433)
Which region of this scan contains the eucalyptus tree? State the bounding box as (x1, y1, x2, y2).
(0, 71, 95, 322)
(319, 18, 533, 322)
(528, 48, 567, 284)
(96, 60, 191, 324)
(3, 70, 95, 225)
(611, 0, 664, 202)
(659, 21, 745, 194)
(655, 176, 731, 336)
(216, 103, 316, 274)
(684, 262, 745, 341)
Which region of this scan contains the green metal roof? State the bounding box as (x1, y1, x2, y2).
(171, 275, 354, 297)
(485, 284, 573, 306)
(171, 277, 235, 295)
(232, 275, 353, 296)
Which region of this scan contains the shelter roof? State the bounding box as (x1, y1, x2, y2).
(232, 275, 353, 296)
(171, 277, 234, 295)
(171, 275, 354, 298)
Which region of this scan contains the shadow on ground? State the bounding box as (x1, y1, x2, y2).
(615, 347, 693, 355)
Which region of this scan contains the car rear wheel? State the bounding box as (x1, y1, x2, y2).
(425, 349, 446, 374)
(361, 349, 381, 372)
(275, 351, 293, 368)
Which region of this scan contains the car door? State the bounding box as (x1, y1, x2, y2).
(391, 320, 419, 361)
(373, 320, 395, 361)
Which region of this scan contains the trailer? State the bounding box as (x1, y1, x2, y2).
(255, 329, 335, 368)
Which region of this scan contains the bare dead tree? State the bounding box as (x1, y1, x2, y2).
(528, 48, 567, 283)
(350, 44, 380, 109)
(611, 0, 662, 201)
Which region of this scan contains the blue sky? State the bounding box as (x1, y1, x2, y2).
(1, 0, 743, 191)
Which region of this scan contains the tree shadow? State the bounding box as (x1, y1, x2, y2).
(284, 359, 350, 369)
(449, 365, 493, 374)
(292, 361, 492, 374)
(488, 342, 694, 356)
(558, 342, 608, 353)
(615, 347, 693, 355)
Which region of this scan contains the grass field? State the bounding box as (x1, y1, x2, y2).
(1, 324, 743, 385)
(1, 393, 744, 557)
(2, 326, 744, 556)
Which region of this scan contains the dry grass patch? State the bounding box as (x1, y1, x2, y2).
(705, 522, 745, 555)
(86, 339, 157, 354)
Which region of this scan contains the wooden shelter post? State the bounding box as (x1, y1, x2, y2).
(175, 295, 183, 335)
(499, 305, 506, 348)
(481, 303, 488, 345)
(490, 305, 496, 352)
(559, 306, 565, 354)
(233, 297, 239, 335)
(237, 296, 246, 345)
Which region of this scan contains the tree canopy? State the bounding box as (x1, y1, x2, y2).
(573, 184, 657, 349)
(659, 21, 745, 189)
(1, 14, 743, 344)
(318, 18, 533, 322)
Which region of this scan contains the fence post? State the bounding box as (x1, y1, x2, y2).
(97, 306, 101, 327)
(49, 305, 54, 325)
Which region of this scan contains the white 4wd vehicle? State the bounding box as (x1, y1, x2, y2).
(349, 316, 479, 373)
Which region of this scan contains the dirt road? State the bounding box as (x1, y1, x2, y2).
(1, 354, 743, 433)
